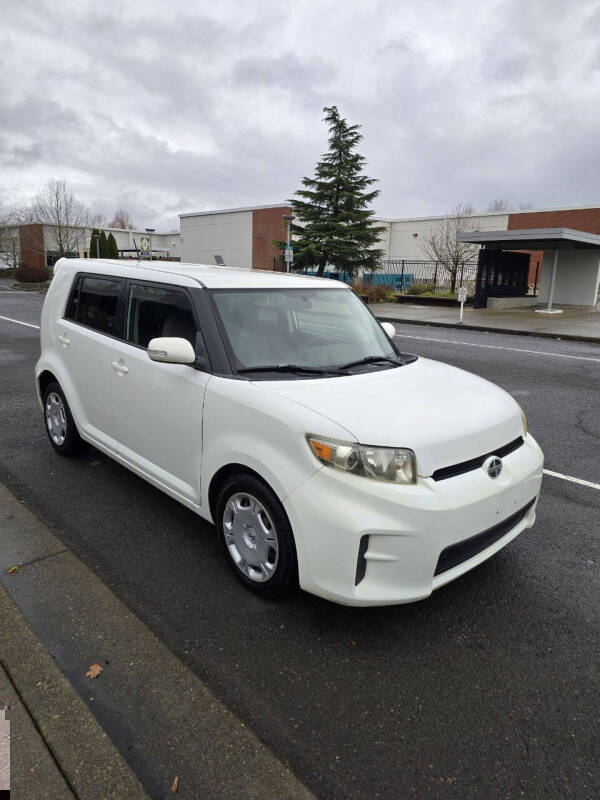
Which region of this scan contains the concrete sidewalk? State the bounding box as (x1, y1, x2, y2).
(0, 585, 149, 799)
(0, 482, 315, 800)
(373, 301, 600, 342)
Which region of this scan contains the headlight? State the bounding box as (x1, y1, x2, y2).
(307, 435, 416, 484)
(519, 406, 527, 437)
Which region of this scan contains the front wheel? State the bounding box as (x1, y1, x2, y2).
(43, 381, 86, 456)
(216, 474, 298, 598)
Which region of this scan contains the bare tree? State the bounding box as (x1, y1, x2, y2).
(420, 203, 480, 292)
(109, 208, 136, 229)
(30, 179, 92, 256)
(518, 201, 534, 210)
(0, 207, 21, 269)
(486, 198, 511, 212)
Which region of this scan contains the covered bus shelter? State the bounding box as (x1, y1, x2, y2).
(458, 228, 600, 313)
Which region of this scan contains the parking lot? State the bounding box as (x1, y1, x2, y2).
(1, 288, 599, 799)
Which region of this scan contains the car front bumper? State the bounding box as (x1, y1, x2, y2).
(283, 434, 544, 606)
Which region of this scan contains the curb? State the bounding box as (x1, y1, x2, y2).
(0, 482, 317, 800)
(0, 584, 150, 800)
(375, 315, 600, 344)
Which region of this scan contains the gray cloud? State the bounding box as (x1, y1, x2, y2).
(2, 0, 600, 227)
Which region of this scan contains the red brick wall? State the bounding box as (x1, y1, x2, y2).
(252, 207, 292, 270)
(507, 208, 600, 288)
(19, 224, 46, 270)
(508, 208, 600, 234)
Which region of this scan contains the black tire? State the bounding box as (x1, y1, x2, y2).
(216, 473, 298, 598)
(42, 381, 86, 456)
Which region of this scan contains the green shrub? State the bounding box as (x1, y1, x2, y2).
(107, 232, 119, 259)
(406, 283, 431, 295)
(352, 281, 395, 302)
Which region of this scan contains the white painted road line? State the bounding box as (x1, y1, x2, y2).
(395, 333, 600, 363)
(543, 469, 600, 491)
(0, 315, 40, 330)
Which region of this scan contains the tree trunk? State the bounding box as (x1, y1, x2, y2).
(450, 263, 458, 292)
(316, 254, 328, 277)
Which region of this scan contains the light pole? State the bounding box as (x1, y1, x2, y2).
(145, 228, 155, 261)
(93, 233, 101, 259)
(282, 214, 293, 273)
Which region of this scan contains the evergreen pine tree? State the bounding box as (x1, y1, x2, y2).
(99, 230, 109, 258)
(288, 106, 385, 277)
(107, 232, 119, 259)
(89, 228, 101, 258)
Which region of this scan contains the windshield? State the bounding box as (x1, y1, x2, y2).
(210, 288, 401, 373)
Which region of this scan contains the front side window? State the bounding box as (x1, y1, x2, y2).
(125, 283, 197, 348)
(69, 276, 122, 335)
(211, 288, 399, 373)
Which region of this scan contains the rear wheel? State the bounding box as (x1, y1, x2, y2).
(43, 381, 86, 456)
(216, 474, 298, 598)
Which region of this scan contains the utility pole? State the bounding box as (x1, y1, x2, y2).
(93, 233, 101, 259)
(282, 214, 293, 273)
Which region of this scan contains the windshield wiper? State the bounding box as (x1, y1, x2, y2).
(237, 363, 348, 376)
(339, 355, 405, 370)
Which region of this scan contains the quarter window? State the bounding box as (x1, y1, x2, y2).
(68, 276, 122, 335)
(125, 283, 198, 349)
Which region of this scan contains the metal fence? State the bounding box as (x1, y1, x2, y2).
(282, 259, 479, 296)
(362, 260, 479, 295)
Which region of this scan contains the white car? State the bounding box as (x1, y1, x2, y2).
(36, 258, 544, 606)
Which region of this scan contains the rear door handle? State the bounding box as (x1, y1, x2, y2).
(58, 333, 70, 347)
(112, 360, 129, 375)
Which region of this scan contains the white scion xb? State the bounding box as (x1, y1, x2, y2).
(36, 258, 544, 606)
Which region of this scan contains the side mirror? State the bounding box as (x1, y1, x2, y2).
(381, 322, 396, 339)
(147, 337, 196, 365)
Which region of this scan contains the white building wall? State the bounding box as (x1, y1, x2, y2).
(40, 226, 180, 260)
(385, 213, 509, 261)
(538, 250, 600, 306)
(179, 211, 253, 268)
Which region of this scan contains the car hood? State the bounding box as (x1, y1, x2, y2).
(254, 357, 523, 477)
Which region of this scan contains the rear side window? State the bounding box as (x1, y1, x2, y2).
(124, 283, 198, 348)
(66, 276, 122, 335)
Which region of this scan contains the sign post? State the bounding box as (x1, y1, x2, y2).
(457, 286, 467, 324)
(140, 237, 150, 258)
(284, 246, 294, 271)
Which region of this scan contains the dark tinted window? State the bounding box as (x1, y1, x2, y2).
(125, 283, 197, 348)
(70, 276, 122, 335)
(64, 276, 81, 320)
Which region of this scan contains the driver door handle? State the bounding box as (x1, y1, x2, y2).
(58, 333, 70, 347)
(112, 360, 129, 375)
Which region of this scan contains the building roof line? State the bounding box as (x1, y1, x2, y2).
(179, 203, 290, 218)
(377, 203, 600, 224)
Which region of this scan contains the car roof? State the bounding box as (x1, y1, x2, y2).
(55, 258, 349, 290)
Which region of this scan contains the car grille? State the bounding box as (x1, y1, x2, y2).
(434, 497, 536, 576)
(431, 436, 524, 482)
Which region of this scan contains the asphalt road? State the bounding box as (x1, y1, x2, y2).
(1, 289, 599, 799)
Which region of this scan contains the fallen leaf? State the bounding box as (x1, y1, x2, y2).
(85, 663, 103, 679)
(171, 775, 179, 794)
(7, 566, 18, 574)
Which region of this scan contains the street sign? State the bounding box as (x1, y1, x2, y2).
(284, 246, 294, 263)
(457, 285, 467, 324)
(140, 237, 150, 254)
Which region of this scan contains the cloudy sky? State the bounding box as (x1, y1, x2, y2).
(3, 0, 600, 230)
